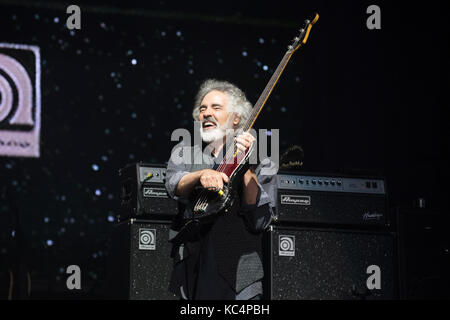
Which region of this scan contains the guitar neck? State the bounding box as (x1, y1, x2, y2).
(243, 13, 319, 132)
(244, 49, 295, 131)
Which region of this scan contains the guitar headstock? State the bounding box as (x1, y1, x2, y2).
(288, 13, 319, 52)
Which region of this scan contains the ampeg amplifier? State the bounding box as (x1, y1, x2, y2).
(119, 163, 177, 221)
(275, 172, 388, 227)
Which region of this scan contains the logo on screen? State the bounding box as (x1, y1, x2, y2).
(139, 229, 156, 250)
(0, 43, 41, 157)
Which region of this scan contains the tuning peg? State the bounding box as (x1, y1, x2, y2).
(294, 37, 300, 41)
(305, 19, 310, 24)
(288, 45, 293, 50)
(299, 28, 304, 33)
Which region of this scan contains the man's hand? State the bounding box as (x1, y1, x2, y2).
(234, 132, 256, 152)
(199, 169, 229, 191)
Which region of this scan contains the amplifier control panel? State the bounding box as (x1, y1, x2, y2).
(138, 166, 167, 183)
(277, 174, 385, 195)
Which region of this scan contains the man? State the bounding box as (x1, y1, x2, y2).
(165, 79, 277, 300)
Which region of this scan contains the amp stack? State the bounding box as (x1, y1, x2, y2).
(105, 163, 178, 300)
(265, 171, 398, 300)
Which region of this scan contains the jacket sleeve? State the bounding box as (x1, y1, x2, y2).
(164, 141, 190, 205)
(240, 158, 278, 233)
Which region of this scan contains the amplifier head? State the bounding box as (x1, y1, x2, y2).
(118, 163, 177, 221)
(275, 172, 389, 227)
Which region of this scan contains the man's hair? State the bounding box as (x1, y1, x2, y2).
(192, 79, 253, 129)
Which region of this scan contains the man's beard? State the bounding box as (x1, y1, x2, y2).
(200, 116, 233, 143)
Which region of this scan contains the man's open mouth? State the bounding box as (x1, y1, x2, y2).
(202, 121, 217, 130)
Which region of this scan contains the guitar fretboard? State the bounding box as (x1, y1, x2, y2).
(243, 49, 294, 132)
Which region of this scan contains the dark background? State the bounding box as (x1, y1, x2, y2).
(0, 0, 448, 299)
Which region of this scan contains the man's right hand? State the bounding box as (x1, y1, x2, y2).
(199, 169, 229, 191)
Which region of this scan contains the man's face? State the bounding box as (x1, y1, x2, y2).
(198, 90, 237, 143)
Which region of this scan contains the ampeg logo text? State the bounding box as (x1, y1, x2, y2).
(139, 229, 156, 250)
(279, 235, 295, 257)
(0, 43, 41, 157)
(143, 187, 168, 198)
(281, 195, 311, 206)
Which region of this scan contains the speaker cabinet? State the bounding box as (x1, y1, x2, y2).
(396, 207, 450, 299)
(265, 225, 398, 299)
(105, 219, 177, 300)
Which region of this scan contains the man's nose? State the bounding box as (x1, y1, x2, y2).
(203, 106, 213, 117)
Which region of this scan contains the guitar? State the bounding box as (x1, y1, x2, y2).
(172, 14, 319, 243)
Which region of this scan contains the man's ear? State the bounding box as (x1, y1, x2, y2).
(233, 114, 241, 126)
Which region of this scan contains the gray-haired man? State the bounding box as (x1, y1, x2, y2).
(165, 79, 277, 300)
